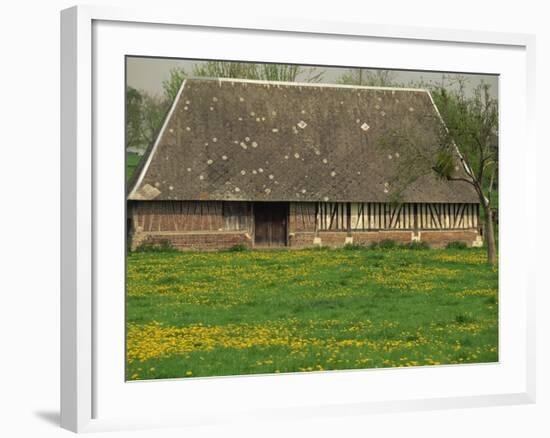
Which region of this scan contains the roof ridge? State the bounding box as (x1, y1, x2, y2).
(186, 76, 430, 93)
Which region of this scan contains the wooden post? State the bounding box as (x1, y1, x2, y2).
(251, 202, 255, 247)
(314, 202, 319, 236)
(346, 202, 352, 236)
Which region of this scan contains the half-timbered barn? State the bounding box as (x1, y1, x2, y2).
(127, 78, 482, 250)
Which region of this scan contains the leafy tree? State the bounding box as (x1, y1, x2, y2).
(192, 62, 258, 80)
(126, 86, 144, 150)
(192, 61, 324, 83)
(162, 67, 187, 102)
(380, 77, 498, 265)
(257, 63, 324, 82)
(338, 69, 397, 87)
(139, 93, 169, 146)
(432, 80, 498, 265)
(258, 63, 301, 82)
(125, 86, 169, 153)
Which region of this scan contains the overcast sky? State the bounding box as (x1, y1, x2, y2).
(127, 56, 498, 99)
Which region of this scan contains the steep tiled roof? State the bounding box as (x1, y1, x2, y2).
(128, 78, 478, 203)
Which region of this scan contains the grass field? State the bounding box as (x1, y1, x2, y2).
(126, 246, 498, 380)
(126, 152, 142, 182)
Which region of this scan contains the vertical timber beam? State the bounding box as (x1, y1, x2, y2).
(346, 202, 351, 236)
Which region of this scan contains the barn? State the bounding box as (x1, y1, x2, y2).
(127, 77, 482, 251)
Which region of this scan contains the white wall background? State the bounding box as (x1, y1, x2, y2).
(0, 1, 547, 437)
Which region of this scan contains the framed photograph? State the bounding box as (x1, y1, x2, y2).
(61, 5, 536, 433)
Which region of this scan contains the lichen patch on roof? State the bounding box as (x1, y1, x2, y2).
(131, 183, 161, 200)
(128, 78, 477, 203)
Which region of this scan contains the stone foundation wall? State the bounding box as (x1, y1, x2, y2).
(416, 230, 481, 248)
(132, 231, 253, 251)
(288, 232, 317, 248)
(132, 228, 481, 251)
(352, 231, 415, 245)
(288, 229, 481, 248)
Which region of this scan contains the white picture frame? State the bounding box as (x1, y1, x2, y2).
(60, 4, 536, 433)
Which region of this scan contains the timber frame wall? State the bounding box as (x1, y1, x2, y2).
(128, 200, 482, 251)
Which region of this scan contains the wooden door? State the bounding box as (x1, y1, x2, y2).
(254, 203, 288, 247)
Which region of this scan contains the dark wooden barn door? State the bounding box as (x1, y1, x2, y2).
(254, 203, 288, 247)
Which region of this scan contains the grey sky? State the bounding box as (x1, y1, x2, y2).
(126, 56, 498, 99)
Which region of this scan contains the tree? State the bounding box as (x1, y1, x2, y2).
(192, 62, 257, 80)
(338, 69, 397, 87)
(257, 63, 323, 83)
(139, 93, 169, 146)
(192, 61, 324, 83)
(432, 80, 498, 265)
(162, 67, 187, 102)
(125, 86, 169, 153)
(126, 86, 144, 150)
(380, 77, 499, 265)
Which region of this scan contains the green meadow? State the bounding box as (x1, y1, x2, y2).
(126, 246, 498, 380)
(126, 152, 142, 182)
